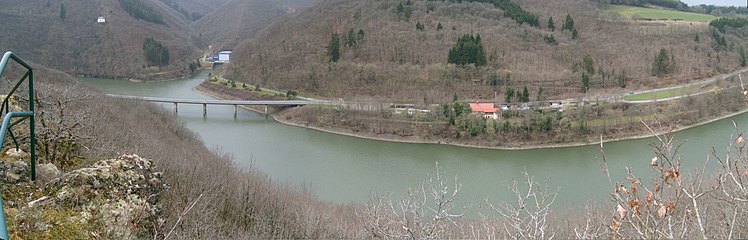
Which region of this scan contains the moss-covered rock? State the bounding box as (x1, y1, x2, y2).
(6, 154, 168, 239)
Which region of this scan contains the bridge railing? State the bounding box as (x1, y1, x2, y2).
(0, 51, 38, 240)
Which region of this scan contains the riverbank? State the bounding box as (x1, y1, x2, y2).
(275, 106, 748, 151)
(194, 76, 748, 150)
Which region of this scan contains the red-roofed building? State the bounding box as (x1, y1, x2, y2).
(469, 103, 498, 119)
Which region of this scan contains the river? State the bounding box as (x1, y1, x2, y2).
(80, 71, 745, 211)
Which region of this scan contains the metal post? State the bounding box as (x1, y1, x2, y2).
(234, 105, 237, 118)
(28, 70, 35, 181)
(203, 103, 207, 117)
(174, 102, 178, 114)
(0, 196, 6, 240)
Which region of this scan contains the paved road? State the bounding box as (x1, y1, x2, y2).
(219, 66, 748, 112)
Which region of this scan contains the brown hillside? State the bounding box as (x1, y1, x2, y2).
(192, 0, 316, 51)
(226, 0, 747, 103)
(0, 0, 202, 80)
(173, 0, 230, 16)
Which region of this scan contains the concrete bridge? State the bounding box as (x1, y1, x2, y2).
(107, 94, 336, 117)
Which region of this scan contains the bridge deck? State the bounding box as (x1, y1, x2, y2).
(107, 94, 334, 106)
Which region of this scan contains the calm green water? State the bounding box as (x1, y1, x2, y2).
(80, 71, 745, 211)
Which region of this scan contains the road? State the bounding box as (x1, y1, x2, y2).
(218, 66, 748, 112)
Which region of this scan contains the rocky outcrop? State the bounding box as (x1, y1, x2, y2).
(7, 154, 168, 239)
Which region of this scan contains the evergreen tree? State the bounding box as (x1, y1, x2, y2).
(415, 22, 424, 31)
(60, 2, 66, 21)
(652, 48, 673, 77)
(694, 33, 700, 43)
(543, 34, 557, 45)
(328, 33, 340, 62)
(548, 17, 555, 31)
(357, 29, 366, 45)
(563, 14, 575, 31)
(582, 73, 590, 92)
(571, 28, 579, 39)
(397, 2, 404, 13)
(617, 69, 627, 88)
(437, 22, 444, 31)
(447, 34, 487, 66)
(120, 0, 165, 24)
(143, 37, 169, 66)
(583, 55, 595, 75)
(740, 47, 746, 67)
(537, 86, 544, 101)
(522, 86, 530, 102)
(505, 88, 515, 103)
(347, 28, 356, 48)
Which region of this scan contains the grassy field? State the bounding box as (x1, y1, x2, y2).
(623, 83, 713, 101)
(607, 5, 718, 22)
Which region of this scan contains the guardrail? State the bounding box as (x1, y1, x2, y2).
(0, 51, 38, 240)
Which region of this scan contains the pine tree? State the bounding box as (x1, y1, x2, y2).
(571, 28, 578, 39)
(548, 17, 555, 31)
(617, 70, 627, 88)
(652, 48, 672, 77)
(437, 22, 443, 31)
(740, 47, 746, 67)
(357, 29, 366, 44)
(563, 14, 574, 32)
(582, 73, 590, 92)
(447, 34, 486, 66)
(522, 86, 530, 102)
(328, 33, 340, 62)
(583, 55, 595, 75)
(60, 2, 66, 21)
(537, 86, 544, 101)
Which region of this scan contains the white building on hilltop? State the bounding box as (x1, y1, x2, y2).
(97, 16, 106, 23)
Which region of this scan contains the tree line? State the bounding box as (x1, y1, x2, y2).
(120, 0, 165, 24)
(710, 17, 748, 33)
(596, 0, 688, 11)
(439, 0, 539, 27)
(158, 0, 202, 21)
(599, 0, 748, 17)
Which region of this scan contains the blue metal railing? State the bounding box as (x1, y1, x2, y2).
(0, 51, 38, 240)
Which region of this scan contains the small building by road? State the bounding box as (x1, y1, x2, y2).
(469, 103, 498, 119)
(97, 16, 106, 23)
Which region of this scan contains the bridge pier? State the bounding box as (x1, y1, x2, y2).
(203, 103, 207, 117)
(174, 103, 178, 114)
(233, 105, 237, 118)
(264, 105, 268, 118)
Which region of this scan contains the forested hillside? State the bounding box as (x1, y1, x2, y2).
(226, 0, 748, 103)
(192, 0, 316, 51)
(0, 0, 201, 80)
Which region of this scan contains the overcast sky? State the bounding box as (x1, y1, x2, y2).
(681, 0, 745, 6)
